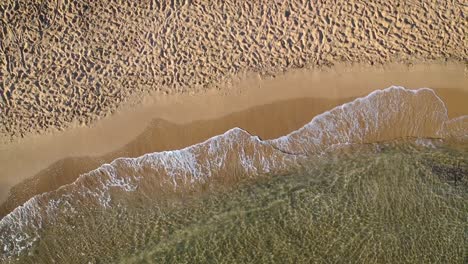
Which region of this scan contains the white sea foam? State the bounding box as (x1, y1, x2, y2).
(269, 86, 450, 154)
(0, 128, 298, 259)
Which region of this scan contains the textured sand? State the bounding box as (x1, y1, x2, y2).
(0, 62, 467, 218)
(1, 0, 467, 141)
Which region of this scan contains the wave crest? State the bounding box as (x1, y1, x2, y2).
(269, 87, 449, 154)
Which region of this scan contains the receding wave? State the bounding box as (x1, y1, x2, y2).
(1, 86, 466, 260)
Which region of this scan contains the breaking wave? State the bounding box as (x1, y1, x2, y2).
(0, 86, 466, 260)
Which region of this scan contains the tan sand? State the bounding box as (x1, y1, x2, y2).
(0, 62, 467, 217)
(1, 0, 466, 141)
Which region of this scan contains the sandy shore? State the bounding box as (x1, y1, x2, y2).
(0, 62, 467, 217)
(1, 1, 467, 262)
(1, 1, 466, 141)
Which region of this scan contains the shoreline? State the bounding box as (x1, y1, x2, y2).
(0, 62, 467, 209)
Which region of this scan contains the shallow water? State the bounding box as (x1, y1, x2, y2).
(4, 139, 467, 263)
(123, 141, 467, 264)
(1, 87, 467, 263)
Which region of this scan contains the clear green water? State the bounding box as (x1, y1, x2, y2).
(10, 140, 468, 264)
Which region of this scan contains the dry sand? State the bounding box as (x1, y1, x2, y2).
(0, 62, 467, 218)
(1, 0, 466, 141)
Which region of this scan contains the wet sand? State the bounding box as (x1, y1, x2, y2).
(0, 62, 467, 217)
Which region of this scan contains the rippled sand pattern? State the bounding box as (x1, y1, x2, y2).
(1, 0, 466, 139)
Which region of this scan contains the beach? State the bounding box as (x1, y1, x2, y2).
(0, 0, 467, 262)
